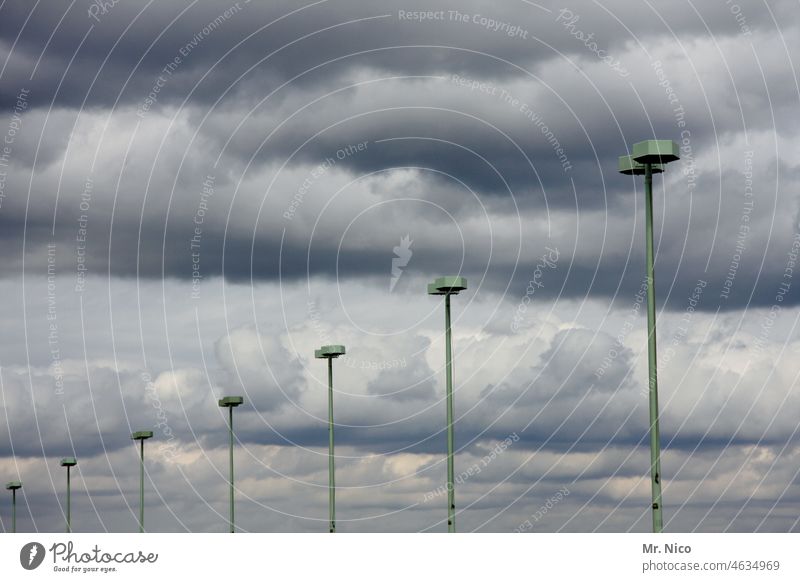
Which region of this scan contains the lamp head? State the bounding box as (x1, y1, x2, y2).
(218, 396, 244, 408)
(315, 345, 346, 359)
(618, 155, 664, 175)
(5, 481, 22, 490)
(60, 457, 77, 467)
(631, 140, 680, 164)
(131, 430, 154, 441)
(427, 276, 468, 295)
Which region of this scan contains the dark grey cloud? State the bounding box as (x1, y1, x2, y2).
(5, 0, 775, 110)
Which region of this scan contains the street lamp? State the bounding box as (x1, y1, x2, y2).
(131, 431, 153, 533)
(60, 457, 78, 533)
(428, 275, 467, 533)
(5, 481, 22, 533)
(315, 344, 346, 533)
(218, 396, 243, 533)
(619, 139, 680, 533)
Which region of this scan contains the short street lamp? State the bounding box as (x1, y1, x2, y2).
(618, 139, 680, 533)
(428, 276, 467, 533)
(60, 457, 78, 533)
(131, 431, 153, 533)
(315, 344, 346, 533)
(5, 481, 22, 533)
(218, 396, 244, 533)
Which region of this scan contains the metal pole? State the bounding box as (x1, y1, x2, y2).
(328, 357, 336, 533)
(11, 489, 16, 533)
(445, 293, 455, 533)
(139, 439, 145, 533)
(66, 466, 71, 534)
(644, 162, 664, 533)
(229, 405, 235, 533)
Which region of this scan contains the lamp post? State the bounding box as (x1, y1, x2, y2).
(131, 431, 153, 533)
(315, 344, 346, 533)
(60, 457, 77, 533)
(428, 276, 467, 533)
(218, 396, 243, 533)
(5, 481, 22, 533)
(619, 140, 679, 533)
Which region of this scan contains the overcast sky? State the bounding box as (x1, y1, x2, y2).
(1, 0, 799, 533)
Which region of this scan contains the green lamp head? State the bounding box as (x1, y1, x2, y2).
(618, 155, 664, 175)
(631, 140, 680, 164)
(5, 481, 22, 490)
(131, 430, 154, 441)
(218, 396, 244, 408)
(60, 457, 77, 467)
(427, 276, 468, 295)
(315, 345, 346, 359)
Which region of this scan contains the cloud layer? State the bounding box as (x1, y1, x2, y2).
(1, 0, 799, 532)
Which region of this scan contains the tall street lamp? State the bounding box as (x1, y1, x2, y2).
(218, 396, 243, 533)
(315, 344, 346, 533)
(5, 481, 22, 533)
(619, 139, 679, 533)
(428, 276, 467, 533)
(60, 457, 78, 533)
(131, 431, 153, 533)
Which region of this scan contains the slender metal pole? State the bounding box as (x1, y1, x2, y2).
(11, 489, 16, 533)
(644, 162, 664, 533)
(445, 293, 455, 533)
(228, 405, 235, 533)
(139, 439, 145, 533)
(328, 357, 336, 533)
(66, 466, 71, 533)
